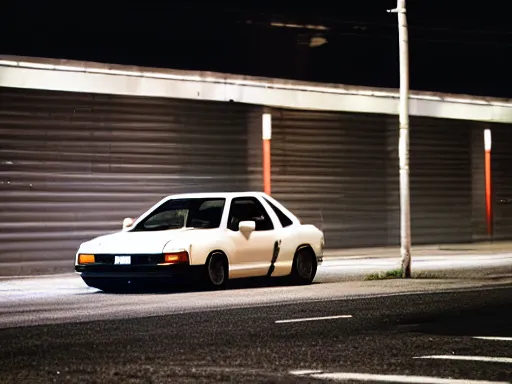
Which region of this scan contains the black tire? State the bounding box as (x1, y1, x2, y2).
(290, 247, 317, 285)
(204, 252, 229, 289)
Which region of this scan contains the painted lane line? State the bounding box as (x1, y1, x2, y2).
(473, 336, 512, 342)
(290, 370, 509, 384)
(289, 370, 323, 375)
(275, 315, 352, 324)
(415, 355, 512, 364)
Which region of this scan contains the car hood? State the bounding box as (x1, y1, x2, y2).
(79, 228, 197, 254)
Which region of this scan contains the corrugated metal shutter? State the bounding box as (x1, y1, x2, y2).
(406, 117, 472, 244)
(491, 123, 512, 240)
(0, 87, 252, 271)
(246, 107, 264, 191)
(270, 108, 389, 248)
(385, 118, 400, 246)
(470, 125, 487, 241)
(271, 110, 473, 249)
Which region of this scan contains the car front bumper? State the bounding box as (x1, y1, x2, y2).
(75, 256, 204, 289)
(75, 263, 201, 277)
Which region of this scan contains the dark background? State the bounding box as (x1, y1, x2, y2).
(1, 0, 511, 97)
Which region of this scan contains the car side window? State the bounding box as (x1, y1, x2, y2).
(187, 199, 225, 228)
(263, 197, 294, 228)
(227, 197, 274, 231)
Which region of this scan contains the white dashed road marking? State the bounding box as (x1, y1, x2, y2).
(275, 315, 352, 324)
(415, 355, 512, 364)
(290, 370, 510, 383)
(473, 336, 512, 342)
(290, 370, 323, 375)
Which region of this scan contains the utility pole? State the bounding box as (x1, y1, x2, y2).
(388, 0, 411, 278)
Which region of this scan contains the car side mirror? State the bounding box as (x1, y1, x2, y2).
(238, 220, 256, 238)
(122, 217, 135, 230)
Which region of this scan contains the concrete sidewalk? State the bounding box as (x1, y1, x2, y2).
(323, 240, 512, 260)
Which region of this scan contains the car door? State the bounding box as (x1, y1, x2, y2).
(226, 196, 279, 278)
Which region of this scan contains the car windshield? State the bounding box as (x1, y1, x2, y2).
(132, 198, 226, 231)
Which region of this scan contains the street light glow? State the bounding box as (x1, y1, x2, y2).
(262, 113, 272, 140)
(484, 129, 492, 151)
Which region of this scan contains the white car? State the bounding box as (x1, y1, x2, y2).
(75, 192, 324, 291)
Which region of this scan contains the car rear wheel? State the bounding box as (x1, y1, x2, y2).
(205, 252, 228, 289)
(290, 247, 317, 285)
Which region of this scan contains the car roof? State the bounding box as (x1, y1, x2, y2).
(165, 191, 269, 200)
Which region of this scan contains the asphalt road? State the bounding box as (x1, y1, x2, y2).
(1, 280, 512, 383)
(2, 253, 512, 383)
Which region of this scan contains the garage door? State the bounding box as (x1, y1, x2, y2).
(270, 110, 474, 249)
(407, 117, 472, 244)
(491, 123, 512, 240)
(270, 108, 388, 249)
(0, 87, 251, 269)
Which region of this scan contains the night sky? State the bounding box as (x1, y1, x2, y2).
(1, 0, 512, 98)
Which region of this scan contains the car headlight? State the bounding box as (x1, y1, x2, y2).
(161, 250, 190, 265)
(78, 254, 95, 264)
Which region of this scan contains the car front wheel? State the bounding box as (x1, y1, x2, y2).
(204, 252, 228, 289)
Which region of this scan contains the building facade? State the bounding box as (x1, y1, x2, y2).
(1, 55, 511, 268)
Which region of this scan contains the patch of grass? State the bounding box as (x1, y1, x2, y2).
(365, 269, 445, 280)
(365, 269, 403, 280)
